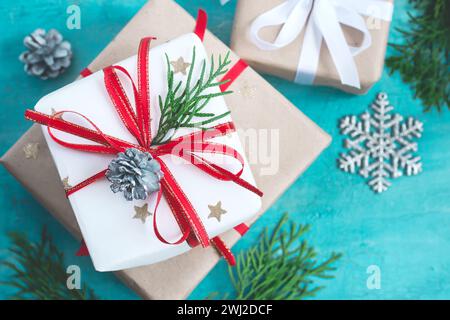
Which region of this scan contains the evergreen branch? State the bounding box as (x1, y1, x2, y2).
(152, 48, 232, 145)
(386, 0, 450, 112)
(215, 214, 341, 300)
(1, 228, 98, 300)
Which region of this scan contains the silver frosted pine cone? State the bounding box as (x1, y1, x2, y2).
(19, 28, 72, 80)
(106, 148, 163, 201)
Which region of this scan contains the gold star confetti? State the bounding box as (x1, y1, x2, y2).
(23, 142, 39, 159)
(133, 203, 151, 224)
(208, 201, 227, 222)
(170, 57, 191, 75)
(62, 177, 72, 190)
(238, 82, 257, 99)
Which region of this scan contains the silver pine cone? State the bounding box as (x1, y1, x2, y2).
(106, 148, 163, 201)
(19, 29, 72, 79)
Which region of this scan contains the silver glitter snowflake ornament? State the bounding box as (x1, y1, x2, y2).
(106, 148, 163, 201)
(338, 92, 423, 193)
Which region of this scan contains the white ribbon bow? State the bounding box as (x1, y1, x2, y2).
(249, 0, 393, 88)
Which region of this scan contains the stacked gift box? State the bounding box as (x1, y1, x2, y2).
(1, 0, 395, 299)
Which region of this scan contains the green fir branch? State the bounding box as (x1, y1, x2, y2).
(1, 228, 98, 300)
(386, 0, 450, 112)
(152, 48, 232, 145)
(213, 214, 341, 300)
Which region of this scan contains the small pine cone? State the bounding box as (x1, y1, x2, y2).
(19, 29, 72, 80)
(106, 148, 163, 201)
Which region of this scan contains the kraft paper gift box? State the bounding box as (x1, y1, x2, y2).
(1, 0, 330, 299)
(231, 0, 394, 94)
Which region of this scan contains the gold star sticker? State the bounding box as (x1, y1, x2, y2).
(208, 201, 227, 222)
(170, 57, 191, 75)
(133, 203, 151, 224)
(238, 82, 256, 99)
(51, 108, 62, 119)
(62, 177, 72, 190)
(23, 142, 39, 159)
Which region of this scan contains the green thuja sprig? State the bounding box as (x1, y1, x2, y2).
(386, 0, 450, 112)
(152, 48, 232, 145)
(1, 228, 98, 300)
(215, 214, 341, 300)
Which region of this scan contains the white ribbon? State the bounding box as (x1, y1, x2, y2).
(249, 0, 393, 88)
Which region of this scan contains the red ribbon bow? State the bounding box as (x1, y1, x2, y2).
(24, 10, 262, 265)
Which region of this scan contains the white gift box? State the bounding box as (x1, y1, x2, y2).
(34, 33, 262, 272)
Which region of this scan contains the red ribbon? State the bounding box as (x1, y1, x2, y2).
(79, 68, 92, 78)
(25, 10, 261, 265)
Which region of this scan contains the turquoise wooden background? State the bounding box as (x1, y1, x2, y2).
(1, 0, 449, 300)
